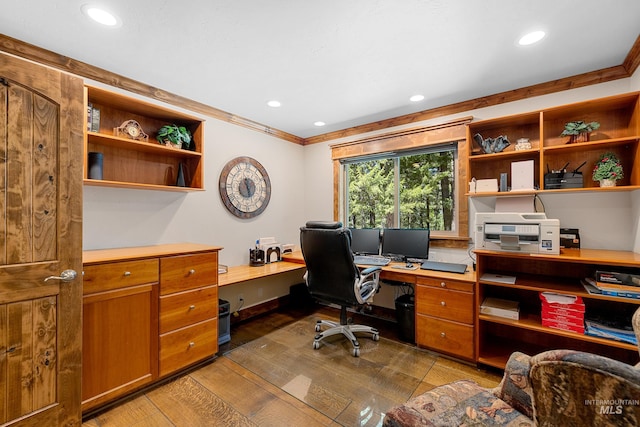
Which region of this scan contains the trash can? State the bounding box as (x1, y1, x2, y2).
(395, 293, 415, 343)
(218, 299, 231, 345)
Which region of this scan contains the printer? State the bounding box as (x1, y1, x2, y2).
(474, 212, 560, 255)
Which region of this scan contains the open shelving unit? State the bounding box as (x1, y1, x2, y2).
(467, 92, 640, 196)
(83, 86, 205, 191)
(475, 249, 640, 369)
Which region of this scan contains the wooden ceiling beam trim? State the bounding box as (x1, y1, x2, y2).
(305, 65, 631, 145)
(623, 35, 640, 75)
(1, 33, 637, 148)
(0, 34, 305, 145)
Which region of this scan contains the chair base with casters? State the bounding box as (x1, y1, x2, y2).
(313, 305, 379, 357)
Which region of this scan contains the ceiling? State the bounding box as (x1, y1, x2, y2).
(3, 1, 640, 139)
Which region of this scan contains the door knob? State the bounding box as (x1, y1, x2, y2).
(44, 269, 78, 282)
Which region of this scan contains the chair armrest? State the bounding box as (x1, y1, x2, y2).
(356, 267, 381, 304)
(491, 351, 533, 419)
(361, 266, 382, 276)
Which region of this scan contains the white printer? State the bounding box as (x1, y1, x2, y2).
(474, 212, 560, 255)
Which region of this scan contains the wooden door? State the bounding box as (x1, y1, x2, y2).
(0, 53, 83, 425)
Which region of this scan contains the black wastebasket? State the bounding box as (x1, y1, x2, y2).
(395, 293, 415, 343)
(218, 299, 231, 345)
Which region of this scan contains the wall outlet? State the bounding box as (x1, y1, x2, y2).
(237, 294, 244, 304)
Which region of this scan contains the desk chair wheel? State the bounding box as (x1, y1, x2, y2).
(353, 347, 360, 357)
(315, 321, 322, 332)
(313, 341, 320, 350)
(372, 333, 379, 341)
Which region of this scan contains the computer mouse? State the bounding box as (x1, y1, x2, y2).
(406, 262, 413, 268)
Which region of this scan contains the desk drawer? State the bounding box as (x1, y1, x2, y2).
(417, 276, 473, 292)
(159, 318, 217, 376)
(416, 314, 474, 360)
(160, 252, 218, 295)
(416, 285, 474, 324)
(83, 259, 159, 295)
(160, 286, 218, 334)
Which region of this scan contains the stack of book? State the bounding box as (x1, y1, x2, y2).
(582, 270, 640, 300)
(585, 312, 637, 345)
(87, 102, 100, 132)
(539, 292, 585, 334)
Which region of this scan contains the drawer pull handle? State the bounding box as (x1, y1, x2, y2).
(440, 301, 446, 306)
(189, 342, 195, 348)
(124, 271, 131, 277)
(440, 332, 446, 338)
(188, 269, 196, 275)
(440, 282, 446, 288)
(189, 305, 196, 310)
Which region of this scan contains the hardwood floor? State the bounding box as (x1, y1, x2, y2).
(83, 304, 502, 426)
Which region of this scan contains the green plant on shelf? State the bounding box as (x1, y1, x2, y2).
(592, 152, 623, 181)
(560, 121, 600, 136)
(156, 124, 192, 149)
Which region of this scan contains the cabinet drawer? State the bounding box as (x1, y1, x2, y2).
(159, 318, 217, 376)
(416, 286, 474, 324)
(83, 259, 159, 295)
(417, 276, 473, 292)
(416, 314, 474, 360)
(160, 252, 218, 295)
(160, 286, 218, 334)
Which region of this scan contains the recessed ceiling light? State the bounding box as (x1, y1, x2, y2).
(267, 100, 281, 108)
(314, 121, 326, 127)
(518, 30, 545, 46)
(81, 4, 121, 27)
(410, 94, 425, 102)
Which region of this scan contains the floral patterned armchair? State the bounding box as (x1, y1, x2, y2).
(383, 307, 640, 426)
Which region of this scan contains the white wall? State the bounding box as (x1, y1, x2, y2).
(83, 72, 640, 313)
(82, 83, 308, 309)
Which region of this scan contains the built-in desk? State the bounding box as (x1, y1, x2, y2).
(218, 261, 306, 287)
(282, 251, 477, 361)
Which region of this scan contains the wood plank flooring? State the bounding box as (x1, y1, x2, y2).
(83, 304, 502, 426)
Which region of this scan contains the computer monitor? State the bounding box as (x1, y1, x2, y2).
(381, 228, 430, 262)
(349, 228, 381, 255)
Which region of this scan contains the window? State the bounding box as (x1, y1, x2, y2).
(343, 146, 457, 232)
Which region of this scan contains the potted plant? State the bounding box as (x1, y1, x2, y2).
(592, 152, 623, 187)
(561, 120, 600, 143)
(156, 124, 192, 149)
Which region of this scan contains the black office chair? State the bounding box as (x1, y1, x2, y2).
(300, 221, 381, 357)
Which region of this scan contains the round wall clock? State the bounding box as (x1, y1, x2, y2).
(219, 156, 271, 219)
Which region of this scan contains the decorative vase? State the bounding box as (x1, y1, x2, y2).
(88, 152, 103, 180)
(176, 163, 186, 187)
(599, 178, 616, 188)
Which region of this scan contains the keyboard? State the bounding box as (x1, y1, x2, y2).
(421, 260, 468, 274)
(353, 255, 391, 266)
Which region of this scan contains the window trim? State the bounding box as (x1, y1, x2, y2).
(330, 117, 472, 247)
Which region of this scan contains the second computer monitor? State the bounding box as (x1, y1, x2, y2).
(349, 228, 381, 255)
(381, 228, 430, 262)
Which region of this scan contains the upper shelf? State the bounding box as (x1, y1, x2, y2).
(84, 85, 205, 191)
(467, 92, 640, 195)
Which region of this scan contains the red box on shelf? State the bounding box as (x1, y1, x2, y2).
(542, 318, 585, 334)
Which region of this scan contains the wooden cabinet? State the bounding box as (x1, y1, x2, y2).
(82, 260, 159, 412)
(159, 252, 219, 377)
(475, 249, 640, 370)
(467, 92, 640, 195)
(82, 243, 221, 413)
(415, 275, 475, 361)
(84, 85, 205, 191)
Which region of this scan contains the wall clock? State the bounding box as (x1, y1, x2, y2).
(219, 156, 271, 219)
